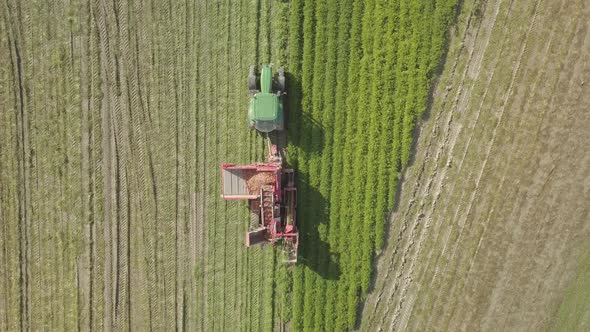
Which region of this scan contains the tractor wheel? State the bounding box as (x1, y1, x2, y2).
(248, 65, 258, 93)
(277, 67, 286, 92)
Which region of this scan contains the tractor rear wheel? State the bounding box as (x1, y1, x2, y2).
(248, 65, 258, 93)
(277, 67, 286, 92)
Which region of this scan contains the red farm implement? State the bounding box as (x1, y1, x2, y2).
(220, 144, 299, 263)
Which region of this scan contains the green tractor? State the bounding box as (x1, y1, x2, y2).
(248, 64, 286, 132)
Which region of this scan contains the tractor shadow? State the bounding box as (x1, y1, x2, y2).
(284, 72, 324, 155)
(282, 72, 339, 279)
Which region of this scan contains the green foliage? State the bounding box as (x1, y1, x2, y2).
(283, 0, 458, 330)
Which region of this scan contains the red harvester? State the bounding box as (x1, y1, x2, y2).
(220, 144, 299, 263)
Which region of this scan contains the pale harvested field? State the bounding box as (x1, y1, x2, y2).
(361, 0, 590, 330)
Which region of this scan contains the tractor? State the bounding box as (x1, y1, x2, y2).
(247, 64, 286, 132)
(220, 64, 298, 263)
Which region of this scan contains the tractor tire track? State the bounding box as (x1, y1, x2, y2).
(137, 0, 161, 328)
(199, 1, 213, 329)
(94, 0, 133, 328)
(131, 0, 159, 329)
(93, 0, 115, 326)
(79, 2, 96, 328)
(119, 0, 158, 329)
(90, 10, 107, 329)
(4, 4, 32, 329)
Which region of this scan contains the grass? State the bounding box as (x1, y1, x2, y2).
(553, 247, 590, 332)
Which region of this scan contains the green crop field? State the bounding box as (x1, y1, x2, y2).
(2, 0, 588, 331)
(284, 0, 457, 330)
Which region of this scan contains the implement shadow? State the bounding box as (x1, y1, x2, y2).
(295, 171, 341, 280)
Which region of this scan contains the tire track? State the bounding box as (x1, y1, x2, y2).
(236, 1, 249, 328)
(224, 3, 236, 329)
(130, 0, 160, 329)
(120, 0, 158, 328)
(2, 2, 31, 329)
(139, 1, 161, 328)
(176, 0, 196, 328)
(170, 1, 185, 328)
(185, 1, 199, 317)
(208, 2, 220, 329)
(113, 1, 133, 329)
(0, 15, 22, 327)
(94, 0, 132, 328)
(194, 2, 208, 329)
(27, 3, 44, 326)
(79, 2, 95, 328)
(90, 9, 107, 329)
(158, 0, 176, 327)
(199, 1, 213, 329)
(92, 0, 114, 327)
(216, 1, 231, 330)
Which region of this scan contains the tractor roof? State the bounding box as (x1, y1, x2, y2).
(251, 93, 279, 120)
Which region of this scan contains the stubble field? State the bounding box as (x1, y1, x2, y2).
(1, 1, 281, 330)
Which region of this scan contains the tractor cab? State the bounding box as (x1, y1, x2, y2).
(248, 64, 285, 133)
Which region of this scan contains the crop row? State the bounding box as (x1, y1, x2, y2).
(284, 0, 459, 331)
